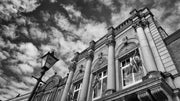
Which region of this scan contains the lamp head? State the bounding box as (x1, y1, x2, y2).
(41, 51, 59, 71)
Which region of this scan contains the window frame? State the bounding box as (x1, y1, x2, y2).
(73, 81, 82, 101)
(92, 66, 107, 100)
(119, 48, 144, 89)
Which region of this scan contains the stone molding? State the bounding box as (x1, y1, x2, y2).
(95, 72, 173, 101)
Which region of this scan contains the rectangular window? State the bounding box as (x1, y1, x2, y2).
(73, 82, 82, 101)
(120, 49, 144, 89)
(92, 69, 107, 100)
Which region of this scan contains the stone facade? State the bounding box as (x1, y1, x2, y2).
(7, 7, 180, 101)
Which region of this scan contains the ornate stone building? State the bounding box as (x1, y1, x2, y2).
(7, 7, 180, 101)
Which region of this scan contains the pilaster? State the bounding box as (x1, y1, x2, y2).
(133, 19, 158, 73)
(61, 52, 79, 101)
(79, 40, 95, 101)
(106, 26, 116, 95)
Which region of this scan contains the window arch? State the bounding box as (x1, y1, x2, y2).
(116, 38, 145, 89)
(91, 52, 108, 100)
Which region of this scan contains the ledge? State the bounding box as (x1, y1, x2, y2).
(95, 76, 173, 101)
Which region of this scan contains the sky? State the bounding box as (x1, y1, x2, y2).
(0, 0, 180, 100)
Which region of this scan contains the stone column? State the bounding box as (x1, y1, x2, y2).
(61, 52, 79, 101)
(133, 20, 157, 72)
(106, 27, 116, 94)
(79, 41, 95, 101)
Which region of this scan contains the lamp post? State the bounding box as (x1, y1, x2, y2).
(28, 51, 59, 101)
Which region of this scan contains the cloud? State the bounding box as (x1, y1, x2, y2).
(111, 4, 132, 27)
(19, 42, 39, 58)
(18, 64, 34, 74)
(1, 0, 180, 100)
(1, 24, 17, 39)
(29, 27, 48, 41)
(62, 5, 82, 21)
(0, 52, 7, 60)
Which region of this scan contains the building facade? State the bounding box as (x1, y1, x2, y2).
(7, 7, 180, 101)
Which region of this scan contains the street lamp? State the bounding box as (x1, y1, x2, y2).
(28, 51, 59, 101)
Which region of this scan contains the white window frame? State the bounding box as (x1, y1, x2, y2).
(73, 82, 82, 101)
(120, 48, 144, 89)
(92, 69, 107, 100)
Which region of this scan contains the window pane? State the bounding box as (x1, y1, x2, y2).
(122, 61, 125, 67)
(98, 73, 102, 78)
(134, 66, 144, 81)
(123, 67, 133, 86)
(93, 84, 101, 98)
(103, 70, 107, 76)
(74, 91, 79, 100)
(73, 82, 82, 101)
(126, 59, 130, 65)
(102, 77, 107, 95)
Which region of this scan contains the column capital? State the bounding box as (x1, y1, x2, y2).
(68, 61, 77, 71)
(71, 52, 79, 62)
(132, 19, 149, 31)
(89, 40, 96, 50)
(106, 37, 116, 46)
(85, 50, 94, 60)
(106, 26, 116, 46)
(85, 40, 95, 60)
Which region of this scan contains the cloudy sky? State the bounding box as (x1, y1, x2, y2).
(0, 0, 180, 100)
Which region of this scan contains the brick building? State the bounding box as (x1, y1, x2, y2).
(7, 7, 180, 101)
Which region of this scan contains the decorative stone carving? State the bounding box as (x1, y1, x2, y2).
(92, 53, 108, 72)
(85, 50, 94, 60)
(122, 36, 129, 46)
(98, 52, 103, 59)
(106, 37, 116, 46)
(71, 52, 79, 62)
(98, 52, 104, 64)
(107, 26, 115, 35)
(68, 61, 77, 72)
(85, 40, 95, 60)
(73, 65, 85, 81)
(132, 19, 149, 32)
(79, 65, 84, 73)
(142, 71, 165, 81)
(89, 40, 96, 50)
(106, 26, 116, 46)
